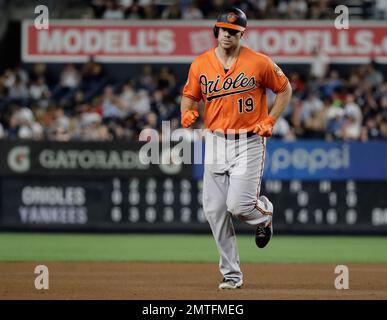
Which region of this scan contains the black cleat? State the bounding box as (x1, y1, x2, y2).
(255, 221, 272, 248)
(255, 195, 273, 248)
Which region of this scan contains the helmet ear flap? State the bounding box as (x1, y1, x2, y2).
(213, 26, 219, 38)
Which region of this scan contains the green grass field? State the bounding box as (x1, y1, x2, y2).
(0, 233, 386, 263)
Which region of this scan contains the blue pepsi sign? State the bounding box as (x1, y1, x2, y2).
(264, 141, 386, 180)
(193, 141, 387, 181)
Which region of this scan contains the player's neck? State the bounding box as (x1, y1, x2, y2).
(215, 45, 241, 68)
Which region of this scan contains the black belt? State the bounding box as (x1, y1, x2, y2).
(212, 131, 256, 140)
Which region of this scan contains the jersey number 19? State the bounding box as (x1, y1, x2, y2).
(238, 97, 254, 113)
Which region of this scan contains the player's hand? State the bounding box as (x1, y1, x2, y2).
(253, 115, 276, 137)
(181, 110, 199, 128)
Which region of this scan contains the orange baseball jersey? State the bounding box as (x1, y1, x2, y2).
(183, 46, 289, 132)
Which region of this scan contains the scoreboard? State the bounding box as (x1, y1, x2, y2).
(1, 177, 386, 234)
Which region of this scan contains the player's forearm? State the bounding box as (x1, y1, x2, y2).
(180, 96, 197, 112)
(269, 82, 292, 121)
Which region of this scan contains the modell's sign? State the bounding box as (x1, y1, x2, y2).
(22, 20, 387, 63)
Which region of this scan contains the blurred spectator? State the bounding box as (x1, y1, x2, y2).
(252, 0, 269, 17)
(303, 109, 326, 139)
(182, 2, 204, 19)
(102, 85, 126, 119)
(157, 66, 176, 94)
(81, 56, 104, 83)
(0, 76, 7, 100)
(8, 75, 29, 100)
(310, 46, 330, 80)
(143, 111, 158, 130)
(52, 64, 81, 103)
(103, 0, 125, 19)
(80, 112, 112, 141)
(32, 63, 48, 82)
(342, 113, 361, 140)
(161, 2, 182, 19)
(382, 95, 387, 115)
(125, 1, 145, 18)
(131, 89, 151, 116)
(344, 94, 362, 124)
(91, 0, 106, 18)
(120, 82, 136, 113)
(8, 105, 43, 140)
(29, 77, 50, 103)
(320, 70, 343, 97)
(143, 3, 159, 19)
(47, 107, 71, 141)
(14, 65, 29, 85)
(289, 96, 304, 136)
(272, 116, 296, 140)
(288, 0, 308, 19)
(118, 0, 134, 10)
(325, 98, 345, 140)
(289, 72, 305, 96)
(273, 0, 287, 18)
(365, 61, 384, 88)
(60, 64, 81, 89)
(85, 0, 385, 20)
(138, 65, 156, 91)
(3, 69, 16, 89)
(313, 0, 330, 19)
(73, 90, 86, 111)
(0, 55, 386, 142)
(362, 116, 381, 141)
(380, 118, 387, 139)
(343, 94, 362, 140)
(374, 0, 387, 19)
(138, 0, 152, 5)
(81, 56, 105, 97)
(300, 91, 324, 123)
(0, 122, 4, 139)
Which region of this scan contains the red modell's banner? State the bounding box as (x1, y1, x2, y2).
(22, 20, 387, 63)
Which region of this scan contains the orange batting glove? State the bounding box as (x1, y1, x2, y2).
(253, 115, 276, 137)
(181, 110, 199, 128)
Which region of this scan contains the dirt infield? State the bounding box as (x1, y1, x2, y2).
(1, 262, 386, 300)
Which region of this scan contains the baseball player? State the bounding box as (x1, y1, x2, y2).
(181, 7, 292, 289)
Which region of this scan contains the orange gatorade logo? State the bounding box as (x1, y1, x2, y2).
(199, 72, 256, 101)
(227, 13, 238, 23)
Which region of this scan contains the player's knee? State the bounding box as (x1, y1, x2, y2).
(203, 201, 226, 218)
(227, 200, 254, 218)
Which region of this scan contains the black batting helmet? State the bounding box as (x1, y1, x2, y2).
(213, 7, 247, 38)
